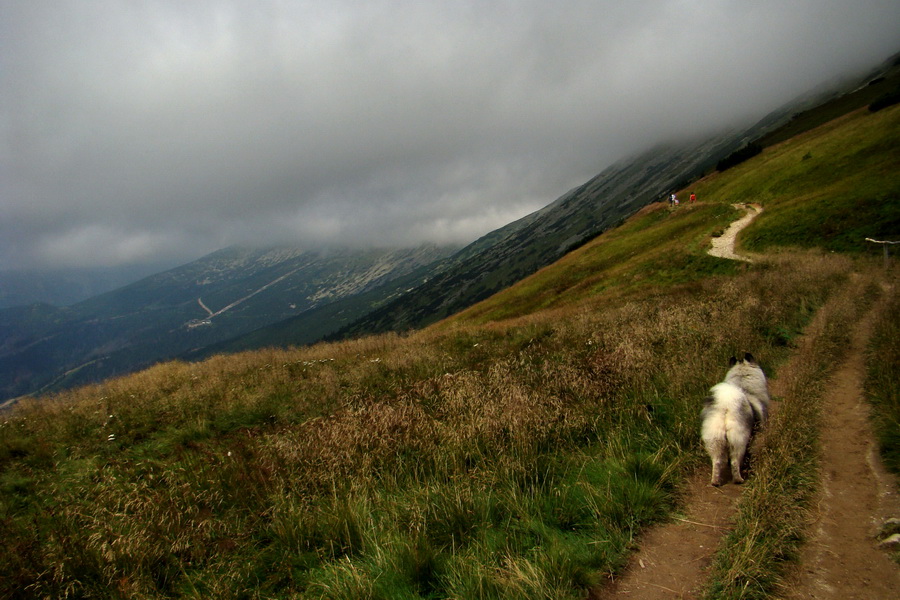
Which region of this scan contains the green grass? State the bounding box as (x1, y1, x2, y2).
(1, 96, 898, 599)
(443, 106, 899, 331)
(866, 289, 900, 476)
(687, 105, 900, 254)
(1, 252, 859, 599)
(440, 202, 743, 327)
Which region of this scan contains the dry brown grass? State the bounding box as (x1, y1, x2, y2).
(0, 248, 871, 599)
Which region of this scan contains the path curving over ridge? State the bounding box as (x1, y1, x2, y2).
(708, 203, 762, 262)
(592, 205, 769, 599)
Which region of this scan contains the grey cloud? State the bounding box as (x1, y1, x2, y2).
(2, 0, 899, 270)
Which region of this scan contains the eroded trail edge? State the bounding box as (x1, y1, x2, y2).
(591, 472, 742, 599)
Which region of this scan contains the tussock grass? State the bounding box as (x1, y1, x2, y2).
(866, 281, 900, 476)
(0, 248, 856, 599)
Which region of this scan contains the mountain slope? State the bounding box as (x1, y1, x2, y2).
(184, 260, 445, 358)
(441, 103, 899, 331)
(0, 264, 173, 309)
(329, 57, 900, 341)
(330, 135, 750, 338)
(193, 60, 895, 354)
(2, 100, 896, 599)
(0, 244, 456, 400)
(5, 54, 896, 401)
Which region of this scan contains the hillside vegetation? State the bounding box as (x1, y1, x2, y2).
(440, 105, 898, 333)
(0, 106, 897, 599)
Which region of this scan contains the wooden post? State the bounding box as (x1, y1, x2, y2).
(865, 238, 899, 270)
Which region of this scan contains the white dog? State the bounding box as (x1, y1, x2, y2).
(702, 382, 754, 486)
(723, 352, 770, 429)
(701, 353, 771, 486)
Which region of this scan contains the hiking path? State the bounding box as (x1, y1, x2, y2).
(592, 207, 900, 599)
(707, 203, 761, 262)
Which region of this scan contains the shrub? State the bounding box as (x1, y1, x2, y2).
(869, 87, 900, 112)
(717, 143, 763, 172)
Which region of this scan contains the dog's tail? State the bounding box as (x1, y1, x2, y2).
(703, 383, 753, 485)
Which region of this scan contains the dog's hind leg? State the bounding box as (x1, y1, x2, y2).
(728, 433, 750, 484)
(707, 438, 730, 486)
(730, 450, 745, 484)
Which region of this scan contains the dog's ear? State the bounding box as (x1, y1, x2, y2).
(744, 352, 755, 364)
(729, 356, 738, 366)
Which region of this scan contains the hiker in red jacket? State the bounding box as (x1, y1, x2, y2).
(690, 192, 696, 204)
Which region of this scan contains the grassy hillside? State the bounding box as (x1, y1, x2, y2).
(439, 104, 899, 333)
(0, 106, 897, 599)
(332, 135, 753, 342)
(866, 290, 900, 477)
(434, 202, 742, 327)
(690, 107, 900, 254)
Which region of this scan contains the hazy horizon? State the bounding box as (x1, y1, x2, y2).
(3, 0, 899, 272)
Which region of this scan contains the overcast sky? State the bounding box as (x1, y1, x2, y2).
(2, 1, 898, 272)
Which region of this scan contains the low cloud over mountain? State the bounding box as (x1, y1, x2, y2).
(3, 0, 899, 271)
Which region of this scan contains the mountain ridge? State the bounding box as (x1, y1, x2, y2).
(3, 51, 898, 401)
(323, 52, 900, 340)
(0, 244, 457, 401)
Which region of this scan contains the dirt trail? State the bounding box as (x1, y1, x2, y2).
(707, 203, 761, 262)
(781, 293, 900, 599)
(591, 473, 742, 599)
(592, 207, 764, 599)
(591, 209, 900, 598)
(593, 291, 899, 599)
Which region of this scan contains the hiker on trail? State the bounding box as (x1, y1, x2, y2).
(671, 193, 677, 206)
(690, 192, 696, 203)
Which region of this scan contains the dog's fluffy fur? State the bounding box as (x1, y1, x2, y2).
(723, 352, 770, 428)
(702, 382, 754, 486)
(701, 353, 771, 486)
